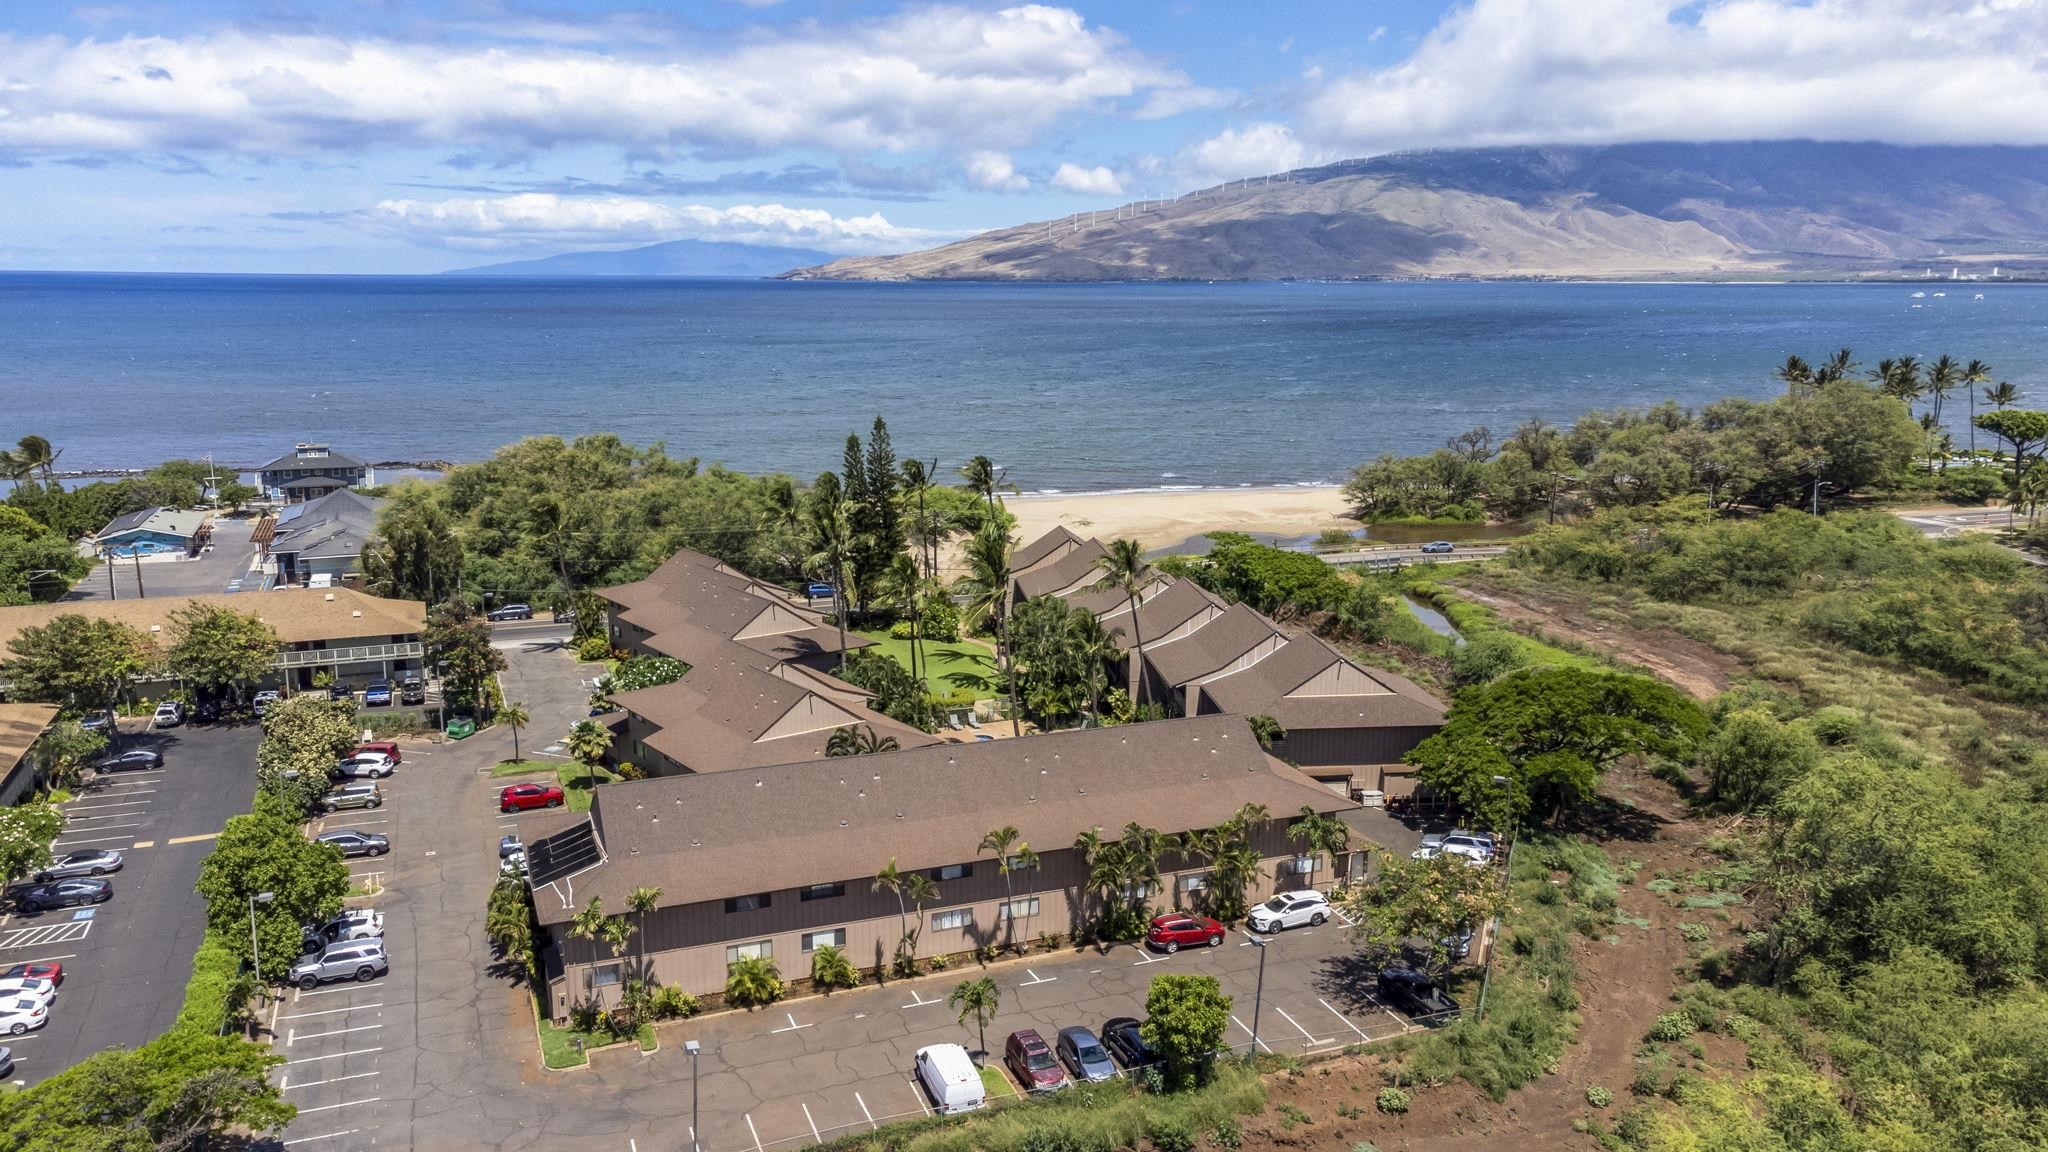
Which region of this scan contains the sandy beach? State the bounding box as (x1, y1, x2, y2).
(1007, 485, 1354, 551)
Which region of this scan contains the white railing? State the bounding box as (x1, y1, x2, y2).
(275, 641, 423, 668)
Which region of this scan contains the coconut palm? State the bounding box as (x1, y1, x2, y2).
(569, 897, 628, 959)
(1871, 356, 1923, 407)
(959, 519, 1021, 736)
(626, 885, 662, 981)
(825, 724, 899, 757)
(498, 701, 531, 762)
(949, 976, 1001, 1058)
(900, 457, 943, 579)
(959, 455, 1015, 515)
(566, 719, 612, 767)
(1925, 355, 1962, 469)
(1815, 347, 1858, 385)
(804, 498, 864, 670)
(1773, 355, 1814, 396)
(882, 550, 926, 684)
(979, 825, 1027, 948)
(1247, 714, 1285, 751)
(873, 859, 912, 953)
(1963, 359, 1994, 458)
(11, 436, 58, 486)
(1091, 538, 1151, 705)
(1287, 807, 1351, 893)
(1984, 380, 2020, 410)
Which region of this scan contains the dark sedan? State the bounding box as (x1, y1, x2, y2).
(1100, 1017, 1156, 1069)
(314, 831, 391, 858)
(93, 749, 163, 772)
(15, 878, 112, 912)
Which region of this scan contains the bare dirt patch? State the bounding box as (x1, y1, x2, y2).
(1449, 580, 1743, 701)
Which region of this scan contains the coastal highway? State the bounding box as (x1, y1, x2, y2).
(1319, 543, 1512, 568)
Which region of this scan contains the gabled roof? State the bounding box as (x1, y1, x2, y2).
(1012, 525, 1085, 572)
(601, 550, 867, 661)
(1139, 602, 1286, 688)
(278, 476, 353, 491)
(98, 507, 207, 541)
(270, 489, 385, 562)
(1196, 633, 1447, 731)
(533, 714, 1352, 922)
(1092, 578, 1222, 651)
(0, 703, 59, 782)
(258, 444, 368, 472)
(0, 587, 423, 653)
(1014, 538, 1109, 600)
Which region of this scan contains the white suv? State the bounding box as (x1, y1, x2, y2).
(1247, 890, 1330, 934)
(1413, 830, 1496, 865)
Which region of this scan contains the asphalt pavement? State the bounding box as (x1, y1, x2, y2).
(4, 720, 258, 1084)
(65, 516, 262, 602)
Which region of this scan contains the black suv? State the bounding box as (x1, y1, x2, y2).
(398, 676, 426, 705)
(1377, 967, 1461, 1025)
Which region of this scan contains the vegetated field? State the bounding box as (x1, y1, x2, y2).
(852, 629, 1000, 699)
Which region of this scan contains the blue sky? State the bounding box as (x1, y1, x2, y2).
(3, 1, 2043, 273)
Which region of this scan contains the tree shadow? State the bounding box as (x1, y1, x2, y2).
(1558, 794, 1668, 843)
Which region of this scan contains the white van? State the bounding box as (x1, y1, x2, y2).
(914, 1043, 985, 1115)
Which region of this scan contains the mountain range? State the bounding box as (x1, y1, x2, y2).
(448, 238, 834, 278)
(785, 143, 2048, 282)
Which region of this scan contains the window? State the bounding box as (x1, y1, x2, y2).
(932, 863, 973, 881)
(801, 928, 847, 952)
(1001, 897, 1040, 921)
(930, 909, 973, 932)
(590, 963, 623, 987)
(1006, 853, 1034, 872)
(800, 883, 846, 902)
(724, 892, 772, 913)
(725, 940, 772, 965)
(1118, 881, 1156, 902)
(1290, 854, 1320, 875)
(1178, 873, 1210, 893)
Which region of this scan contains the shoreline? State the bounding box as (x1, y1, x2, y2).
(1006, 484, 1354, 551)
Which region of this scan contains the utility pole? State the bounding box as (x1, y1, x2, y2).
(132, 550, 146, 598)
(1246, 933, 1269, 1057)
(106, 558, 117, 600)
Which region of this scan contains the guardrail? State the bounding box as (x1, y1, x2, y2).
(275, 641, 424, 668)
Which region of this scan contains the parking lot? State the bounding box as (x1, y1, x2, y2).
(63, 517, 261, 602)
(4, 720, 257, 1084)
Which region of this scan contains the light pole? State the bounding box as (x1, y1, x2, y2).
(1473, 776, 1513, 1023)
(1246, 933, 1268, 1058)
(248, 891, 275, 1005)
(684, 1039, 701, 1151)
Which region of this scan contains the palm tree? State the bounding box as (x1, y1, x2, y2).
(566, 719, 611, 769)
(724, 955, 784, 1008)
(1963, 359, 1994, 458)
(1247, 715, 1285, 751)
(1773, 355, 1814, 396)
(959, 455, 1015, 516)
(903, 872, 939, 973)
(873, 859, 911, 956)
(882, 550, 926, 685)
(825, 724, 899, 757)
(1287, 807, 1351, 893)
(1926, 355, 1961, 469)
(979, 826, 1024, 948)
(626, 885, 662, 982)
(11, 436, 57, 486)
(960, 520, 1021, 736)
(1985, 380, 2020, 410)
(949, 976, 1001, 1058)
(1091, 538, 1150, 706)
(809, 943, 859, 992)
(1872, 356, 1923, 408)
(901, 457, 942, 579)
(1815, 347, 1858, 385)
(498, 701, 531, 762)
(804, 499, 863, 670)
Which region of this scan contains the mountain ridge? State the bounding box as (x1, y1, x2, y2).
(784, 143, 2048, 282)
(447, 238, 833, 278)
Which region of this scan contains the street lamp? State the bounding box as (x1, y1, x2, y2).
(1245, 933, 1269, 1058)
(684, 1039, 701, 1152)
(248, 891, 275, 1004)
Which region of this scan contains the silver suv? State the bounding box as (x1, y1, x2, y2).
(320, 783, 384, 813)
(289, 940, 388, 990)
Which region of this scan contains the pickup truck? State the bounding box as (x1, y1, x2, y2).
(1377, 967, 1461, 1025)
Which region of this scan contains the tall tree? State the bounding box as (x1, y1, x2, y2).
(10, 436, 58, 485)
(1925, 354, 1962, 469)
(1286, 806, 1351, 892)
(0, 802, 65, 889)
(978, 825, 1025, 949)
(803, 498, 862, 669)
(497, 701, 531, 762)
(1340, 851, 1512, 981)
(363, 486, 464, 604)
(1141, 974, 1231, 1090)
(958, 455, 1015, 514)
(1091, 538, 1151, 704)
(165, 604, 279, 701)
(423, 598, 506, 718)
(2, 614, 152, 713)
(840, 433, 872, 611)
(900, 457, 941, 578)
(197, 793, 351, 980)
(1962, 359, 1993, 457)
(960, 518, 1021, 735)
(1983, 380, 2020, 410)
(863, 416, 902, 561)
(566, 719, 612, 767)
(626, 885, 662, 982)
(256, 696, 360, 818)
(948, 976, 1001, 1058)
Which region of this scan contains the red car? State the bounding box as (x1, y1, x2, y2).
(1146, 913, 1226, 953)
(353, 741, 402, 765)
(499, 783, 565, 813)
(1005, 1029, 1068, 1092)
(0, 962, 61, 986)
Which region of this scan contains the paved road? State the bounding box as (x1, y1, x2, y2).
(6, 721, 258, 1084)
(64, 517, 262, 602)
(1321, 544, 1511, 568)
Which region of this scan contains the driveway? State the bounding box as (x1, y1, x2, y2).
(5, 721, 258, 1083)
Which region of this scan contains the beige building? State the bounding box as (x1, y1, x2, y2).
(528, 713, 1355, 1016)
(0, 703, 59, 808)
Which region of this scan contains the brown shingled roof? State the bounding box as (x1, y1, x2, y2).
(1012, 525, 1085, 572)
(1139, 602, 1286, 688)
(602, 551, 866, 660)
(1197, 634, 1447, 731)
(1093, 579, 1223, 651)
(0, 703, 59, 782)
(1014, 538, 1109, 600)
(532, 714, 1353, 922)
(0, 588, 423, 654)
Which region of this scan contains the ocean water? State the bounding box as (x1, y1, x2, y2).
(4, 274, 2043, 491)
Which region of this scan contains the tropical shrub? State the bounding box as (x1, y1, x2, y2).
(724, 956, 785, 1008)
(809, 944, 860, 992)
(1375, 1088, 1411, 1114)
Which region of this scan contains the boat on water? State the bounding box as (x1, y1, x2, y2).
(1911, 291, 1926, 298)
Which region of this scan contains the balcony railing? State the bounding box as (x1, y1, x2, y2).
(275, 641, 423, 668)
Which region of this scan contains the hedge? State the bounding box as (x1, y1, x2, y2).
(174, 928, 256, 1036)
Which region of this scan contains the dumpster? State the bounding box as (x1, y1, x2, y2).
(446, 716, 477, 740)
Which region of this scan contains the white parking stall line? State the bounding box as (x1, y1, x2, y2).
(284, 1047, 384, 1066)
(294, 983, 381, 999)
(13, 952, 76, 965)
(770, 1012, 812, 1033)
(1131, 953, 1172, 966)
(283, 1070, 379, 1091)
(320, 818, 388, 830)
(283, 1128, 369, 1146)
(61, 801, 153, 813)
(1229, 1014, 1272, 1053)
(856, 1091, 876, 1130)
(1272, 1005, 1319, 1044)
(293, 1098, 381, 1115)
(0, 921, 92, 950)
(293, 1024, 384, 1043)
(1318, 998, 1370, 1041)
(1020, 969, 1058, 985)
(746, 1112, 765, 1152)
(901, 990, 942, 1009)
(282, 1003, 382, 1021)
(55, 830, 140, 843)
(802, 1102, 821, 1144)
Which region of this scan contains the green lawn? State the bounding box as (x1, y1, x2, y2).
(491, 759, 546, 777)
(852, 629, 1000, 700)
(979, 1063, 1018, 1100)
(534, 994, 654, 1069)
(557, 762, 619, 813)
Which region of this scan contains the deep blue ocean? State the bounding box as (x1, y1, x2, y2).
(3, 274, 2042, 491)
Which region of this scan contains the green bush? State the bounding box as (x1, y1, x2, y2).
(574, 635, 612, 663)
(1144, 1115, 1193, 1152)
(1648, 1012, 1696, 1042)
(650, 985, 699, 1020)
(1678, 922, 1711, 943)
(1585, 1085, 1614, 1109)
(1375, 1088, 1411, 1114)
(1208, 1118, 1242, 1149)
(174, 931, 253, 1036)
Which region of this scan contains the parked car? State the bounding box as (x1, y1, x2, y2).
(498, 834, 523, 859)
(1420, 540, 1456, 554)
(78, 711, 114, 735)
(500, 850, 528, 878)
(326, 683, 355, 701)
(1100, 1017, 1156, 1068)
(317, 909, 384, 943)
(93, 749, 162, 773)
(1377, 967, 1461, 1024)
(398, 677, 426, 705)
(353, 741, 403, 765)
(33, 849, 122, 882)
(251, 690, 281, 717)
(0, 979, 57, 1008)
(0, 962, 63, 986)
(1145, 913, 1225, 953)
(314, 830, 390, 858)
(1412, 830, 1495, 866)
(486, 604, 533, 622)
(499, 783, 565, 813)
(14, 878, 112, 912)
(319, 783, 384, 812)
(363, 681, 393, 707)
(1442, 924, 1476, 961)
(0, 1045, 13, 1076)
(1055, 1026, 1117, 1082)
(289, 940, 388, 991)
(1247, 890, 1330, 934)
(152, 701, 184, 728)
(1004, 1029, 1068, 1092)
(0, 996, 48, 1035)
(914, 1043, 985, 1115)
(331, 754, 396, 780)
(805, 583, 836, 601)
(192, 699, 222, 724)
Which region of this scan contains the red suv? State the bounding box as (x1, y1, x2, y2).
(1005, 1029, 1067, 1092)
(353, 741, 402, 765)
(1146, 913, 1226, 953)
(499, 783, 565, 813)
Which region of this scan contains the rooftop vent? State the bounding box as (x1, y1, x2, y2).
(352, 610, 362, 618)
(324, 593, 335, 601)
(149, 624, 161, 633)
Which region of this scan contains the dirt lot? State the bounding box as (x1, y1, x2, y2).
(1447, 575, 1744, 701)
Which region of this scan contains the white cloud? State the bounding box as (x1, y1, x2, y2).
(963, 151, 1031, 192)
(365, 194, 956, 254)
(0, 6, 1207, 159)
(1367, 26, 1387, 43)
(1182, 122, 1307, 183)
(1051, 162, 1124, 196)
(1306, 0, 2048, 153)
